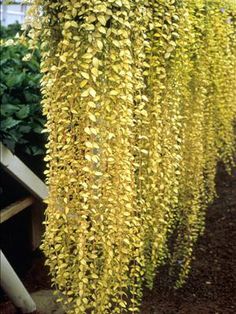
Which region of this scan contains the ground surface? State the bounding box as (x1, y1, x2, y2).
(141, 162, 236, 314)
(0, 162, 235, 314)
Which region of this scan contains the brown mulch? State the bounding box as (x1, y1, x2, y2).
(0, 162, 235, 314)
(140, 162, 236, 314)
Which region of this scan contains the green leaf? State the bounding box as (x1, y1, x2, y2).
(0, 104, 19, 116)
(6, 73, 25, 88)
(0, 117, 21, 130)
(24, 91, 40, 103)
(32, 123, 43, 134)
(18, 125, 31, 134)
(1, 94, 11, 104)
(16, 105, 30, 119)
(0, 83, 7, 94)
(2, 139, 16, 152)
(26, 145, 45, 156)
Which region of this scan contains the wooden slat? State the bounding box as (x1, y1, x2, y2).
(0, 142, 48, 200)
(0, 196, 35, 223)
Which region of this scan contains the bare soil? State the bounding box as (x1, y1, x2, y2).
(0, 162, 235, 314)
(141, 162, 236, 314)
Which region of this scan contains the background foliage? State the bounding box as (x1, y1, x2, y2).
(26, 1, 236, 313)
(0, 23, 45, 155)
(0, 21, 21, 39)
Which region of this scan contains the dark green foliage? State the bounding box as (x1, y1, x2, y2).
(0, 25, 46, 155)
(0, 22, 22, 39)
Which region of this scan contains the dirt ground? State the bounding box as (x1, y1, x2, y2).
(141, 162, 236, 314)
(0, 162, 235, 314)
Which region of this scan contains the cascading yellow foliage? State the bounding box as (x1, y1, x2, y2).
(25, 0, 236, 313)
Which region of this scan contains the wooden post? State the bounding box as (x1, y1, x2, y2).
(31, 201, 45, 251)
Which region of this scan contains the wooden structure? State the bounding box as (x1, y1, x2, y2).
(0, 142, 48, 250)
(0, 1, 29, 27)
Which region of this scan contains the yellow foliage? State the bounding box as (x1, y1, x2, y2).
(26, 0, 235, 312)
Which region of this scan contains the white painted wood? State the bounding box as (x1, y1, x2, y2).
(0, 250, 37, 313)
(0, 142, 48, 200)
(0, 2, 30, 26)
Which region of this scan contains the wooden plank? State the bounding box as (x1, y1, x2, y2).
(0, 142, 48, 200)
(0, 196, 35, 223)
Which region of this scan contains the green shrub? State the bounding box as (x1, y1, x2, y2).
(0, 22, 22, 39)
(0, 27, 45, 155)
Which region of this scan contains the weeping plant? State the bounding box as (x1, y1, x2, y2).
(23, 0, 236, 313)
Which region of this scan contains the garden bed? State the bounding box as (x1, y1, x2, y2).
(141, 161, 236, 314)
